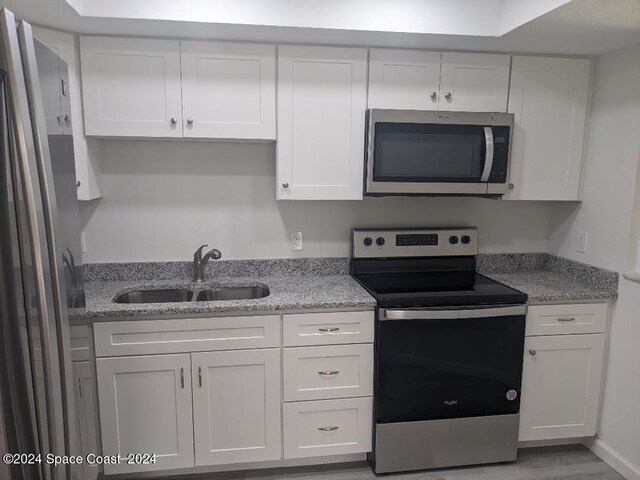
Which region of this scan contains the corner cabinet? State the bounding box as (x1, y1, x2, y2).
(368, 49, 510, 112)
(518, 303, 607, 441)
(277, 45, 368, 200)
(32, 27, 102, 201)
(80, 37, 276, 140)
(506, 56, 591, 201)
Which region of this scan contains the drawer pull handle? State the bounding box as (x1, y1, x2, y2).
(318, 370, 339, 376)
(319, 327, 340, 332)
(557, 317, 576, 322)
(318, 426, 339, 432)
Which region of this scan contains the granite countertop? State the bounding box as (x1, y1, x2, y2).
(478, 253, 619, 303)
(482, 270, 617, 303)
(84, 274, 376, 319)
(80, 254, 619, 321)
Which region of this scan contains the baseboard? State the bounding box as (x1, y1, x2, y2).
(584, 438, 640, 480)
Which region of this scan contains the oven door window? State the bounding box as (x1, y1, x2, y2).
(376, 313, 525, 423)
(373, 123, 487, 183)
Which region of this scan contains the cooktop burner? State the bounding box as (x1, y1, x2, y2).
(350, 227, 527, 308)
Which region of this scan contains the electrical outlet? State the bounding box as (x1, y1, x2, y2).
(291, 232, 303, 251)
(577, 231, 588, 253)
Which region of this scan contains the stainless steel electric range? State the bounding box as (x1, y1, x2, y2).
(350, 227, 528, 474)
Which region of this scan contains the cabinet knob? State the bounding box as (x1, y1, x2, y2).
(509, 183, 515, 190)
(187, 118, 194, 126)
(76, 180, 81, 188)
(282, 182, 289, 189)
(430, 91, 437, 100)
(529, 349, 537, 356)
(170, 117, 178, 126)
(56, 115, 61, 125)
(63, 114, 70, 125)
(444, 92, 452, 100)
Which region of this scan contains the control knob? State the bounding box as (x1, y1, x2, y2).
(363, 237, 373, 246)
(461, 235, 471, 245)
(449, 235, 459, 245)
(376, 237, 386, 246)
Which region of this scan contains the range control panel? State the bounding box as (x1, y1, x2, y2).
(352, 227, 478, 258)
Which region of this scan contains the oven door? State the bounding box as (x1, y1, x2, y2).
(365, 109, 510, 196)
(375, 305, 526, 424)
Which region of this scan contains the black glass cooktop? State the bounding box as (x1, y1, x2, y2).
(353, 271, 527, 308)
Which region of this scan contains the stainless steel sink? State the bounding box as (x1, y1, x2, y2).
(114, 285, 269, 304)
(114, 288, 194, 304)
(196, 286, 270, 301)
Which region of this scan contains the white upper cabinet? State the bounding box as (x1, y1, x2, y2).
(80, 37, 276, 140)
(180, 41, 276, 140)
(368, 50, 510, 112)
(506, 56, 591, 201)
(32, 27, 103, 200)
(368, 49, 442, 110)
(439, 52, 510, 112)
(277, 45, 367, 200)
(80, 37, 183, 138)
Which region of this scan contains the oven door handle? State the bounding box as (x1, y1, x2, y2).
(380, 305, 526, 321)
(480, 126, 494, 182)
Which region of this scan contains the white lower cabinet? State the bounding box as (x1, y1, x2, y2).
(518, 333, 606, 441)
(94, 311, 374, 476)
(283, 397, 373, 459)
(192, 349, 281, 466)
(96, 354, 195, 474)
(73, 362, 100, 480)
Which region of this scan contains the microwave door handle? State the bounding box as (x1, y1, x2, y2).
(480, 126, 494, 182)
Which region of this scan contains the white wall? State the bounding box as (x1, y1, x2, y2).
(549, 43, 640, 478)
(79, 139, 552, 263)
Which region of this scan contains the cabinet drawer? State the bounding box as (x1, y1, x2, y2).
(526, 303, 607, 336)
(283, 344, 373, 401)
(94, 315, 280, 357)
(283, 397, 372, 459)
(283, 311, 374, 346)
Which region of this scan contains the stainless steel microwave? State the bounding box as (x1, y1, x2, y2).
(364, 110, 514, 196)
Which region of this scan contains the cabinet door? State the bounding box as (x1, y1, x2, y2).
(80, 37, 183, 138)
(277, 45, 367, 200)
(34, 40, 63, 135)
(440, 52, 510, 112)
(368, 49, 441, 110)
(73, 362, 100, 480)
(507, 56, 591, 200)
(192, 349, 281, 466)
(180, 41, 276, 140)
(519, 334, 605, 441)
(96, 354, 194, 474)
(33, 27, 103, 201)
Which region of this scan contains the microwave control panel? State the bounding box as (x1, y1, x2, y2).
(488, 126, 511, 183)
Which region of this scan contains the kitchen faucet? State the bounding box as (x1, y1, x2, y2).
(193, 244, 222, 282)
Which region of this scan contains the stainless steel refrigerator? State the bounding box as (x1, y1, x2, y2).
(0, 7, 85, 480)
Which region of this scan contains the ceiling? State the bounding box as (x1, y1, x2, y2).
(2, 0, 640, 56)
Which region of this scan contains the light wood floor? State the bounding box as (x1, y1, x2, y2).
(201, 445, 625, 480)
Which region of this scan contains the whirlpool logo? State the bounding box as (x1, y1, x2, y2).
(443, 400, 459, 406)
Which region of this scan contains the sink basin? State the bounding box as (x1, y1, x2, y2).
(196, 286, 270, 301)
(113, 285, 270, 304)
(115, 288, 194, 304)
